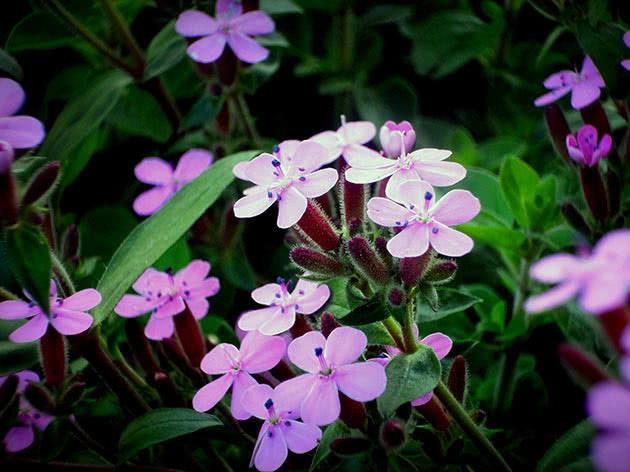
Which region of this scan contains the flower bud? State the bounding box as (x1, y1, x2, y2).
(598, 306, 630, 353)
(0, 375, 18, 412)
(580, 101, 612, 140)
(321, 312, 341, 338)
(289, 314, 313, 339)
(348, 236, 390, 286)
(270, 360, 296, 381)
(400, 249, 433, 286)
(379, 418, 407, 452)
(413, 428, 445, 461)
(125, 319, 160, 376)
(339, 166, 365, 234)
(216, 49, 237, 86)
(579, 166, 608, 222)
(24, 383, 56, 413)
(387, 286, 405, 307)
(162, 338, 204, 386)
(447, 355, 468, 403)
(339, 392, 366, 430)
(216, 100, 231, 135)
(40, 325, 66, 388)
(173, 307, 206, 368)
(153, 372, 184, 407)
(242, 0, 259, 12)
(374, 236, 392, 270)
(415, 397, 451, 431)
(557, 343, 608, 389)
(290, 247, 346, 278)
(424, 260, 457, 285)
(420, 283, 439, 311)
(60, 381, 86, 408)
(379, 121, 416, 157)
(561, 202, 590, 235)
(544, 104, 573, 168)
(295, 200, 340, 252)
(61, 224, 80, 264)
(22, 162, 60, 206)
(0, 141, 14, 174)
(329, 437, 371, 456)
(313, 193, 333, 218)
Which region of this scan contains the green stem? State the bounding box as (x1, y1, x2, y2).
(111, 344, 150, 389)
(51, 252, 76, 296)
(434, 382, 512, 472)
(99, 0, 145, 73)
(381, 317, 405, 352)
(403, 294, 418, 353)
(232, 93, 261, 147)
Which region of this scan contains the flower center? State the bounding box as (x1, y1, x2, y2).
(265, 398, 279, 424)
(314, 347, 333, 376)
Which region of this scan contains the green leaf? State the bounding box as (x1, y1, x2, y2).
(79, 206, 138, 263)
(6, 224, 51, 315)
(92, 151, 257, 324)
(0, 321, 39, 376)
(107, 86, 172, 142)
(338, 294, 391, 326)
(200, 315, 239, 346)
(526, 175, 557, 231)
(118, 408, 222, 463)
(377, 345, 442, 416)
(452, 167, 513, 225)
(59, 128, 104, 191)
(40, 70, 132, 162)
(499, 156, 540, 228)
(457, 223, 526, 251)
(6, 13, 76, 52)
(357, 322, 396, 346)
(417, 288, 481, 323)
(260, 0, 303, 15)
(309, 421, 347, 472)
(536, 420, 595, 472)
(0, 48, 23, 80)
(143, 20, 187, 82)
(181, 95, 221, 130)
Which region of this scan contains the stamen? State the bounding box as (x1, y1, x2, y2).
(275, 293, 281, 298)
(299, 176, 306, 181)
(314, 347, 323, 357)
(277, 277, 285, 285)
(265, 398, 274, 409)
(268, 191, 273, 198)
(424, 192, 432, 201)
(299, 167, 305, 172)
(272, 145, 280, 153)
(432, 227, 439, 234)
(272, 159, 281, 167)
(166, 267, 173, 275)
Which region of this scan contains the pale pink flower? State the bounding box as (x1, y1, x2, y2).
(622, 31, 630, 71)
(238, 278, 330, 336)
(114, 261, 219, 340)
(233, 140, 338, 228)
(241, 384, 322, 472)
(379, 120, 416, 157)
(0, 281, 99, 343)
(133, 149, 213, 216)
(192, 331, 285, 420)
(274, 327, 387, 426)
(534, 56, 605, 109)
(175, 0, 274, 64)
(367, 180, 480, 258)
(310, 118, 376, 164)
(566, 124, 612, 167)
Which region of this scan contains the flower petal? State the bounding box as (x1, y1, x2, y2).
(534, 86, 572, 107)
(134, 158, 173, 185)
(192, 373, 234, 412)
(0, 300, 37, 320)
(288, 331, 327, 373)
(259, 306, 295, 336)
(217, 0, 242, 19)
(580, 56, 605, 87)
(144, 314, 174, 340)
(529, 254, 579, 283)
(0, 78, 25, 117)
(293, 168, 338, 198)
(230, 11, 275, 36)
(242, 383, 275, 420)
(339, 121, 376, 145)
(50, 308, 93, 335)
(132, 268, 170, 295)
(154, 297, 186, 319)
(175, 10, 218, 37)
(233, 161, 249, 179)
(429, 223, 474, 257)
(288, 140, 330, 174)
(410, 392, 432, 406)
(187, 34, 227, 63)
(431, 190, 481, 226)
(0, 116, 45, 149)
(325, 326, 366, 367)
(186, 277, 220, 300)
(233, 187, 277, 219)
(252, 283, 283, 306)
(280, 420, 322, 454)
(387, 224, 429, 258)
(254, 424, 288, 472)
(367, 197, 413, 227)
(419, 333, 452, 359)
(62, 289, 101, 312)
(9, 314, 49, 343)
(300, 377, 340, 425)
(571, 82, 601, 109)
(587, 382, 630, 430)
(133, 185, 173, 216)
(293, 280, 330, 315)
(387, 179, 433, 210)
(334, 362, 386, 401)
(239, 331, 286, 373)
(276, 187, 307, 229)
(200, 343, 239, 374)
(345, 165, 396, 185)
(273, 374, 316, 413)
(415, 161, 467, 186)
(175, 260, 210, 287)
(579, 274, 629, 315)
(238, 306, 282, 332)
(231, 372, 257, 420)
(185, 298, 209, 319)
(4, 425, 34, 452)
(524, 281, 580, 313)
(542, 70, 577, 89)
(591, 432, 630, 472)
(115, 294, 161, 318)
(622, 59, 630, 71)
(173, 149, 213, 183)
(244, 153, 281, 185)
(227, 32, 269, 64)
(309, 130, 343, 162)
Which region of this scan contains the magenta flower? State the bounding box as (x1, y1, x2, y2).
(525, 230, 630, 315)
(233, 140, 338, 228)
(241, 384, 322, 472)
(192, 331, 285, 420)
(0, 78, 45, 164)
(0, 281, 99, 343)
(175, 0, 274, 64)
(367, 180, 480, 258)
(534, 56, 605, 109)
(310, 118, 376, 164)
(566, 124, 612, 167)
(274, 327, 386, 426)
(114, 260, 220, 340)
(379, 120, 416, 157)
(1, 371, 54, 452)
(133, 149, 213, 216)
(622, 32, 630, 71)
(238, 278, 330, 336)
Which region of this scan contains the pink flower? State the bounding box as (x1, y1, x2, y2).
(1, 371, 54, 452)
(367, 180, 480, 258)
(114, 260, 220, 340)
(133, 149, 213, 216)
(0, 78, 45, 165)
(175, 0, 275, 64)
(379, 120, 416, 157)
(192, 331, 285, 420)
(622, 31, 630, 71)
(238, 278, 330, 335)
(525, 230, 630, 315)
(241, 384, 322, 472)
(233, 140, 338, 228)
(274, 327, 387, 426)
(310, 118, 376, 165)
(534, 56, 605, 110)
(566, 124, 612, 167)
(0, 281, 99, 343)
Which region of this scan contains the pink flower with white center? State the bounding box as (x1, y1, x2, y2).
(534, 56, 605, 110)
(310, 117, 376, 164)
(0, 78, 45, 165)
(0, 281, 99, 343)
(192, 331, 285, 420)
(238, 278, 330, 336)
(273, 327, 387, 426)
(133, 149, 213, 216)
(233, 140, 338, 229)
(379, 120, 416, 157)
(370, 329, 452, 406)
(367, 180, 480, 258)
(566, 124, 612, 167)
(525, 229, 630, 315)
(622, 31, 630, 71)
(242, 384, 322, 472)
(1, 371, 54, 452)
(175, 0, 275, 64)
(114, 260, 220, 340)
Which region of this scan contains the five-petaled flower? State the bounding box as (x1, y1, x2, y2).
(238, 278, 330, 335)
(566, 124, 612, 167)
(114, 260, 220, 340)
(534, 56, 605, 109)
(176, 0, 275, 64)
(0, 281, 99, 343)
(193, 331, 285, 420)
(133, 149, 213, 216)
(241, 383, 322, 472)
(273, 327, 387, 425)
(367, 180, 480, 258)
(379, 120, 416, 157)
(310, 118, 377, 165)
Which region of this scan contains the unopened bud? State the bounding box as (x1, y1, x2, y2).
(339, 392, 366, 430)
(380, 121, 416, 157)
(60, 381, 86, 407)
(580, 101, 612, 139)
(415, 396, 451, 431)
(0, 142, 14, 174)
(290, 247, 346, 278)
(22, 162, 60, 206)
(374, 236, 392, 270)
(447, 355, 468, 403)
(413, 428, 445, 461)
(339, 167, 365, 233)
(270, 360, 296, 381)
(0, 147, 18, 226)
(321, 312, 341, 338)
(125, 319, 160, 376)
(242, 0, 259, 12)
(387, 287, 405, 307)
(424, 260, 457, 285)
(420, 284, 439, 312)
(607, 171, 621, 217)
(216, 48, 237, 85)
(62, 224, 80, 263)
(24, 383, 56, 413)
(289, 315, 313, 339)
(379, 418, 407, 452)
(313, 193, 333, 218)
(544, 104, 573, 168)
(162, 338, 204, 386)
(561, 202, 590, 235)
(40, 325, 66, 388)
(598, 306, 630, 353)
(295, 200, 340, 252)
(154, 372, 184, 407)
(348, 236, 390, 286)
(579, 166, 608, 223)
(401, 249, 433, 286)
(557, 343, 608, 388)
(329, 437, 371, 456)
(173, 307, 206, 368)
(216, 101, 231, 135)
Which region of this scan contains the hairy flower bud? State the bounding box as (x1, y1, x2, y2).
(607, 171, 621, 217)
(339, 166, 365, 235)
(60, 381, 86, 408)
(598, 306, 630, 353)
(374, 236, 393, 270)
(173, 307, 206, 368)
(379, 418, 407, 452)
(544, 104, 573, 168)
(24, 383, 56, 413)
(580, 166, 608, 222)
(40, 325, 66, 388)
(22, 162, 60, 206)
(289, 314, 313, 339)
(401, 249, 433, 286)
(320, 312, 341, 338)
(557, 343, 608, 388)
(580, 101, 612, 140)
(387, 287, 405, 306)
(295, 200, 340, 252)
(290, 247, 346, 278)
(348, 236, 390, 285)
(447, 355, 468, 403)
(61, 224, 80, 265)
(153, 372, 184, 407)
(415, 397, 451, 431)
(339, 392, 367, 430)
(125, 319, 160, 376)
(424, 260, 457, 285)
(561, 202, 590, 235)
(0, 147, 18, 226)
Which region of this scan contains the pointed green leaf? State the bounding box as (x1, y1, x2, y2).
(499, 156, 539, 228)
(536, 420, 595, 472)
(143, 20, 187, 82)
(417, 288, 481, 322)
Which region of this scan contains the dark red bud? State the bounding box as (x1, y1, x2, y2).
(598, 306, 630, 353)
(0, 165, 18, 226)
(401, 249, 433, 286)
(329, 437, 371, 456)
(162, 337, 204, 386)
(216, 49, 238, 86)
(606, 171, 621, 217)
(579, 166, 608, 223)
(447, 355, 468, 403)
(22, 162, 60, 206)
(387, 287, 405, 306)
(379, 418, 407, 452)
(561, 202, 591, 235)
(24, 383, 56, 413)
(374, 236, 392, 270)
(290, 247, 346, 277)
(60, 381, 86, 407)
(289, 314, 313, 339)
(295, 200, 340, 252)
(321, 312, 341, 338)
(413, 428, 445, 461)
(154, 372, 184, 407)
(580, 101, 612, 140)
(339, 167, 365, 232)
(313, 193, 333, 218)
(242, 0, 259, 12)
(62, 224, 80, 263)
(348, 236, 390, 285)
(209, 83, 222, 97)
(557, 343, 609, 388)
(414, 396, 451, 431)
(424, 260, 458, 285)
(376, 176, 389, 198)
(338, 392, 366, 430)
(125, 319, 160, 376)
(216, 101, 231, 135)
(173, 307, 206, 368)
(544, 104, 574, 169)
(40, 324, 66, 388)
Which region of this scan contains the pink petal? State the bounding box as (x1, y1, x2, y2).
(185, 298, 209, 319)
(133, 185, 173, 216)
(227, 32, 269, 64)
(300, 376, 340, 425)
(431, 190, 481, 226)
(276, 187, 307, 229)
(529, 254, 579, 283)
(238, 306, 282, 332)
(288, 141, 330, 174)
(523, 281, 580, 313)
(334, 362, 386, 401)
(387, 179, 432, 210)
(345, 165, 397, 184)
(534, 86, 572, 107)
(233, 161, 249, 179)
(571, 82, 601, 109)
(579, 275, 629, 315)
(280, 420, 322, 454)
(12, 371, 40, 393)
(542, 70, 577, 89)
(175, 10, 218, 37)
(625, 31, 630, 48)
(293, 281, 330, 315)
(9, 314, 49, 343)
(429, 223, 474, 257)
(0, 300, 37, 320)
(277, 140, 300, 163)
(187, 34, 227, 63)
(592, 134, 612, 166)
(48, 280, 57, 299)
(154, 297, 186, 319)
(244, 153, 280, 185)
(415, 161, 467, 186)
(230, 11, 275, 35)
(173, 149, 213, 183)
(50, 308, 93, 335)
(259, 306, 296, 336)
(0, 116, 45, 149)
(410, 392, 433, 406)
(622, 59, 630, 71)
(192, 373, 234, 412)
(251, 283, 283, 306)
(31, 410, 54, 431)
(325, 327, 366, 367)
(387, 224, 429, 258)
(293, 168, 338, 198)
(216, 0, 242, 19)
(384, 169, 423, 199)
(134, 158, 173, 185)
(273, 374, 316, 413)
(175, 260, 210, 287)
(242, 383, 275, 420)
(231, 371, 258, 420)
(577, 125, 598, 160)
(344, 145, 393, 168)
(566, 134, 585, 164)
(186, 277, 220, 300)
(309, 130, 343, 162)
(419, 333, 452, 359)
(591, 432, 630, 472)
(144, 314, 174, 340)
(240, 331, 286, 373)
(288, 331, 327, 373)
(0, 78, 24, 117)
(132, 268, 170, 295)
(200, 343, 239, 374)
(4, 425, 34, 452)
(254, 424, 288, 472)
(581, 56, 605, 87)
(114, 294, 161, 318)
(62, 289, 101, 312)
(594, 229, 630, 260)
(233, 187, 277, 218)
(367, 197, 413, 227)
(587, 382, 630, 430)
(339, 121, 376, 145)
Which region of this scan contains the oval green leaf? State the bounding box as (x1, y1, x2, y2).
(417, 287, 481, 323)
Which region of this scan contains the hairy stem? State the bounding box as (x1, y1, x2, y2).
(381, 317, 405, 352)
